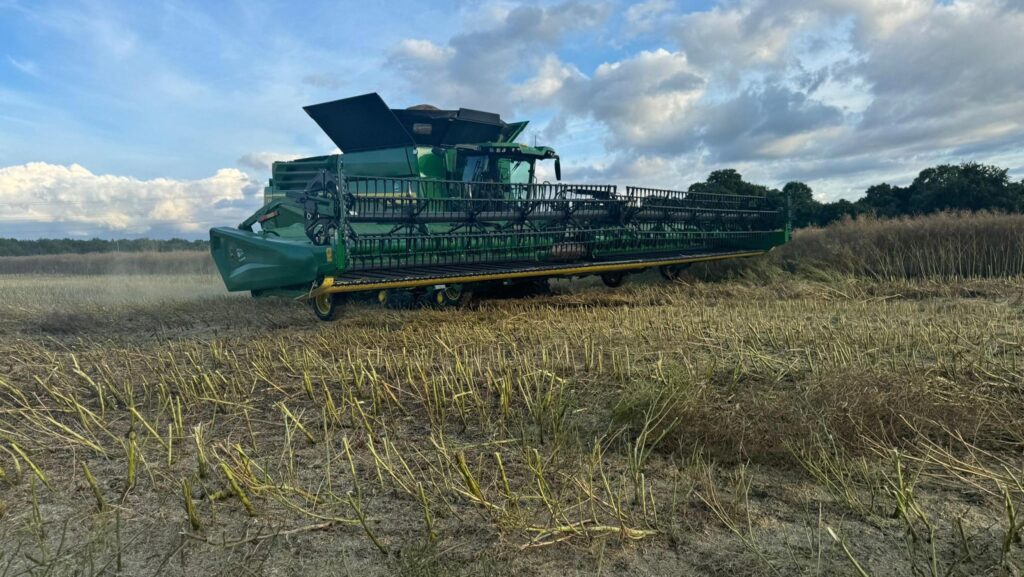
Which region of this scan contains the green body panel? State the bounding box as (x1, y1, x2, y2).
(210, 227, 333, 292)
(342, 148, 417, 177)
(211, 93, 790, 295)
(265, 155, 339, 204)
(500, 122, 529, 143)
(415, 147, 446, 179)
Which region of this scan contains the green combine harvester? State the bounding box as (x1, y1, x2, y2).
(210, 93, 790, 320)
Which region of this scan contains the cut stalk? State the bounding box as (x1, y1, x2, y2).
(82, 461, 106, 512)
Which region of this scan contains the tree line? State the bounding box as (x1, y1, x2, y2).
(689, 162, 1024, 228)
(0, 237, 210, 257)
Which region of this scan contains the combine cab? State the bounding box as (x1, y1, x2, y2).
(210, 93, 790, 320)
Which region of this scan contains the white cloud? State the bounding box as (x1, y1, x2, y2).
(512, 55, 581, 105)
(391, 39, 453, 65)
(624, 0, 675, 35)
(566, 151, 708, 191)
(7, 56, 40, 77)
(561, 49, 706, 150)
(674, 4, 814, 73)
(0, 162, 260, 235)
(237, 152, 304, 172)
(387, 1, 612, 112)
(830, 0, 934, 40)
(550, 0, 1024, 198)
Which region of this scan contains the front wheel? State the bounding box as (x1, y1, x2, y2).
(311, 292, 343, 321)
(433, 285, 474, 308)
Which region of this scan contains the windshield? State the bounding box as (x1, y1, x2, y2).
(459, 154, 536, 184)
(461, 156, 489, 182)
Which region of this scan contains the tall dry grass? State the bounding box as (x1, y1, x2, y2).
(695, 211, 1024, 281)
(0, 250, 215, 275)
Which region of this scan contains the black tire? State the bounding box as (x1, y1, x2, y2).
(379, 289, 416, 309)
(521, 278, 551, 296)
(434, 285, 475, 308)
(601, 272, 627, 288)
(311, 292, 343, 321)
(410, 288, 431, 308)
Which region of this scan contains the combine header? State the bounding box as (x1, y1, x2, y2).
(210, 93, 790, 320)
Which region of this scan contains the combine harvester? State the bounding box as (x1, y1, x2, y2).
(210, 93, 790, 320)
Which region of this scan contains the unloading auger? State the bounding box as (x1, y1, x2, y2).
(210, 93, 790, 320)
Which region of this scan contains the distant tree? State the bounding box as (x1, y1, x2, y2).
(855, 163, 1022, 217)
(688, 162, 1023, 229)
(689, 169, 771, 197)
(0, 238, 209, 257)
(909, 162, 1020, 213)
(816, 199, 860, 225)
(857, 183, 913, 217)
(781, 181, 822, 228)
(690, 169, 742, 194)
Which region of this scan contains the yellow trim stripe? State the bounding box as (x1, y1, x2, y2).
(306, 251, 764, 299)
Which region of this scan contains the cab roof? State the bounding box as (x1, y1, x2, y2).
(303, 93, 529, 153)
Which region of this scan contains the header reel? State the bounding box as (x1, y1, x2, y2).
(288, 170, 340, 246)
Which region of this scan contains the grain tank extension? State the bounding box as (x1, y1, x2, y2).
(210, 93, 790, 320)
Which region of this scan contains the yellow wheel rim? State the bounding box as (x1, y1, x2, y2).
(314, 293, 331, 315)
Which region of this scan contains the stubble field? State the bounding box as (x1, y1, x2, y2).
(2, 214, 1024, 576)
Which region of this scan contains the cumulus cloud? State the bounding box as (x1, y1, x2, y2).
(558, 0, 1024, 196)
(672, 4, 816, 73)
(700, 85, 846, 161)
(624, 0, 675, 35)
(237, 152, 303, 172)
(390, 39, 454, 66)
(848, 1, 1024, 128)
(0, 162, 261, 236)
(387, 1, 611, 112)
(560, 49, 706, 151)
(550, 49, 845, 163)
(512, 55, 581, 106)
(566, 153, 689, 187)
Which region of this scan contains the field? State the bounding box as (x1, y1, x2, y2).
(2, 214, 1024, 576)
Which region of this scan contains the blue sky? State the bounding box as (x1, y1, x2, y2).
(1, 0, 1022, 238)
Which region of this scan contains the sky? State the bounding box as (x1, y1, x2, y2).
(1, 0, 1022, 239)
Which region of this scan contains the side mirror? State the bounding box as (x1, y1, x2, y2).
(554, 157, 562, 181)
